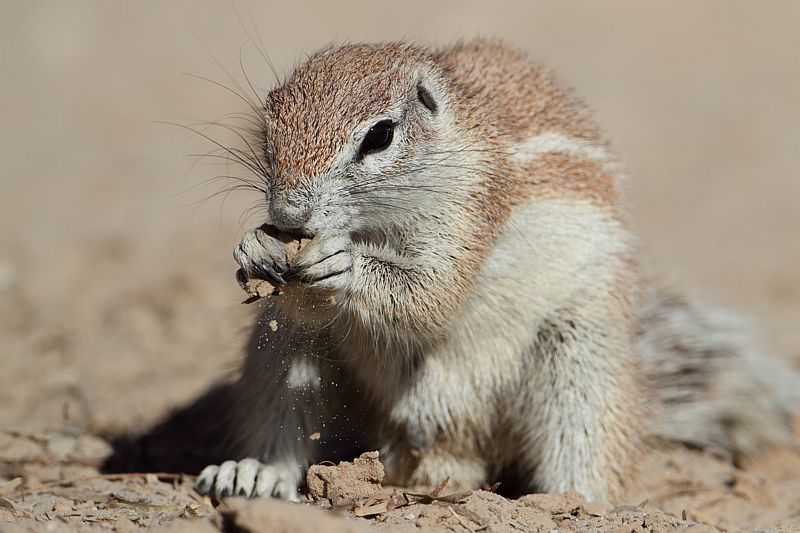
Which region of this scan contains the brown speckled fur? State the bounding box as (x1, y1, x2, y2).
(266, 44, 435, 184)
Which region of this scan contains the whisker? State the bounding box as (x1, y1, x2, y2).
(233, 1, 281, 83)
(155, 121, 268, 183)
(182, 72, 263, 119)
(176, 172, 267, 198)
(238, 40, 265, 108)
(194, 120, 270, 181)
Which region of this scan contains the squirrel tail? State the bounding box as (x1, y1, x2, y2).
(638, 289, 800, 460)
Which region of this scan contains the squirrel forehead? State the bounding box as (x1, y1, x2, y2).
(264, 44, 435, 181)
(264, 44, 431, 180)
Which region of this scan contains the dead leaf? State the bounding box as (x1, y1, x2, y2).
(431, 476, 450, 497)
(353, 502, 390, 517)
(0, 478, 22, 496)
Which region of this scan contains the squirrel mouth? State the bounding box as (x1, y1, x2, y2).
(237, 224, 312, 304)
(260, 223, 316, 242)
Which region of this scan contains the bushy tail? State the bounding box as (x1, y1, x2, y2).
(637, 289, 800, 461)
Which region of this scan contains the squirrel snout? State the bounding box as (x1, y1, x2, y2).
(268, 196, 315, 238)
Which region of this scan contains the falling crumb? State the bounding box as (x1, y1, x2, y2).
(309, 432, 321, 441)
(268, 320, 278, 332)
(239, 235, 309, 303)
(241, 279, 279, 304)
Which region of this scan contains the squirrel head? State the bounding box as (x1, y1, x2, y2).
(259, 42, 473, 238)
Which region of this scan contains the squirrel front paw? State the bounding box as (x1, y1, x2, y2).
(233, 226, 289, 287)
(195, 458, 302, 501)
(285, 232, 354, 292)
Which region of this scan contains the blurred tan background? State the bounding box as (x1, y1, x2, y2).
(1, 1, 799, 436)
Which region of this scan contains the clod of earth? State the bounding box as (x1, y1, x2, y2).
(306, 451, 385, 505)
(240, 234, 308, 304)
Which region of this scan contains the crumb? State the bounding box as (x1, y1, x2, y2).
(239, 236, 309, 304)
(283, 238, 307, 265)
(242, 279, 279, 304)
(268, 320, 278, 332)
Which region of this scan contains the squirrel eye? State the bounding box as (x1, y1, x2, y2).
(357, 120, 394, 159)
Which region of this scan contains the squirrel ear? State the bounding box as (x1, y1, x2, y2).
(417, 82, 438, 114)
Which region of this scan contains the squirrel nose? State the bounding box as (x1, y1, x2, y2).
(268, 195, 314, 237)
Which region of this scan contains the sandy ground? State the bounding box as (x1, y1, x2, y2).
(2, 1, 800, 531)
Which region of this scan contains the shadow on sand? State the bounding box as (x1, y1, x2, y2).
(101, 382, 235, 475)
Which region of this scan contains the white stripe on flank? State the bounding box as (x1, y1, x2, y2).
(509, 132, 609, 164)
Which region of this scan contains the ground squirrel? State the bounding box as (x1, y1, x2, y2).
(194, 40, 800, 502)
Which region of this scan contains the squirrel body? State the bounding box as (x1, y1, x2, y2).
(195, 40, 799, 502)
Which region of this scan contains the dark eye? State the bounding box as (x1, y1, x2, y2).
(357, 120, 394, 159)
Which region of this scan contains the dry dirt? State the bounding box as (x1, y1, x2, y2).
(3, 433, 800, 531)
(2, 2, 800, 532)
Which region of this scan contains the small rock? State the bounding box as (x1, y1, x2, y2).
(306, 451, 384, 504)
(46, 434, 77, 459)
(520, 490, 586, 514)
(221, 497, 371, 532)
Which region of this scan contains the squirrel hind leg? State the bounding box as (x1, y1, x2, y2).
(638, 290, 800, 460)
